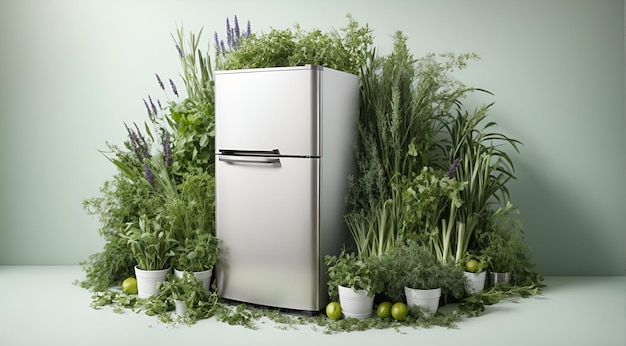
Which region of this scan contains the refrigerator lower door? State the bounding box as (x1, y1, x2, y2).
(215, 155, 321, 311)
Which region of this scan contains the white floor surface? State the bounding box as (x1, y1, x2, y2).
(1, 266, 624, 346)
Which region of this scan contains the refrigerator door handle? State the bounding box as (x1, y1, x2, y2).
(219, 149, 280, 157)
(218, 156, 281, 166)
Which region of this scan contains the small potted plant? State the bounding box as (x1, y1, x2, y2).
(379, 241, 466, 316)
(122, 215, 178, 298)
(173, 230, 220, 291)
(158, 272, 215, 316)
(158, 170, 218, 290)
(461, 252, 490, 295)
(324, 250, 384, 319)
(480, 210, 532, 287)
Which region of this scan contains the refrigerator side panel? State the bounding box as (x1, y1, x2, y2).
(215, 156, 321, 311)
(318, 68, 360, 307)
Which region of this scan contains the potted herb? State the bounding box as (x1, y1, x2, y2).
(158, 272, 216, 316)
(151, 159, 219, 290)
(324, 250, 384, 319)
(379, 241, 466, 316)
(461, 252, 490, 295)
(122, 215, 178, 298)
(173, 230, 220, 291)
(479, 208, 533, 287)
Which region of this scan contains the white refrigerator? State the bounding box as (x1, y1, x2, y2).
(214, 65, 359, 312)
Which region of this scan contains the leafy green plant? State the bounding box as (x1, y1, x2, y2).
(151, 27, 219, 179)
(175, 231, 220, 273)
(478, 208, 540, 284)
(324, 250, 384, 300)
(121, 214, 177, 270)
(347, 36, 479, 215)
(378, 241, 467, 302)
(218, 14, 373, 76)
(344, 185, 406, 259)
(459, 282, 543, 317)
(434, 103, 522, 259)
(400, 166, 467, 265)
(158, 272, 213, 311)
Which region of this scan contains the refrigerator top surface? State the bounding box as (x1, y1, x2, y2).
(215, 64, 324, 75)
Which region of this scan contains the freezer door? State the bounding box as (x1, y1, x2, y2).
(215, 66, 321, 157)
(215, 155, 321, 311)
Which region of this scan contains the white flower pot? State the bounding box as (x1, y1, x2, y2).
(134, 266, 170, 298)
(404, 287, 441, 316)
(174, 268, 213, 291)
(174, 299, 187, 316)
(338, 285, 374, 319)
(464, 271, 487, 294)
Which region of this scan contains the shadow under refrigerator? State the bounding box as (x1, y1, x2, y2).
(214, 65, 359, 312)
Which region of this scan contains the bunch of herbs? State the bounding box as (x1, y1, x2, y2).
(378, 241, 467, 302)
(324, 250, 384, 300)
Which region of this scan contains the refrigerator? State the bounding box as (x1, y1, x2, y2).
(214, 65, 359, 313)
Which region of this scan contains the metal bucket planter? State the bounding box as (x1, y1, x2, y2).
(488, 272, 511, 288)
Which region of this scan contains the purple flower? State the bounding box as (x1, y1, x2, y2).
(234, 15, 240, 39)
(214, 32, 221, 53)
(143, 160, 156, 188)
(220, 40, 226, 55)
(226, 18, 233, 50)
(175, 44, 183, 58)
(142, 99, 152, 118)
(155, 73, 165, 90)
(148, 95, 158, 118)
(447, 158, 461, 178)
(162, 131, 173, 167)
(124, 122, 140, 157)
(157, 100, 162, 110)
(133, 123, 150, 159)
(169, 78, 178, 97)
(245, 20, 251, 39)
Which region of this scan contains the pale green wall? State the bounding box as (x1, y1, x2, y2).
(1, 0, 624, 275)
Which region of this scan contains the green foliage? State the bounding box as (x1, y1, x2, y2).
(324, 250, 384, 299)
(347, 39, 479, 215)
(378, 241, 467, 302)
(166, 27, 217, 178)
(80, 142, 161, 290)
(90, 284, 257, 328)
(400, 167, 467, 264)
(121, 215, 177, 270)
(344, 185, 406, 259)
(434, 103, 522, 257)
(459, 282, 544, 317)
(175, 231, 220, 273)
(219, 14, 373, 75)
(478, 208, 542, 285)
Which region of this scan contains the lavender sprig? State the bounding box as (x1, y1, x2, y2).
(142, 99, 152, 118)
(214, 31, 221, 54)
(226, 17, 233, 50)
(447, 158, 462, 178)
(245, 20, 251, 39)
(175, 44, 183, 58)
(155, 73, 165, 90)
(234, 15, 240, 38)
(133, 123, 151, 159)
(162, 131, 173, 168)
(124, 122, 140, 158)
(143, 160, 156, 188)
(169, 78, 178, 97)
(148, 95, 158, 119)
